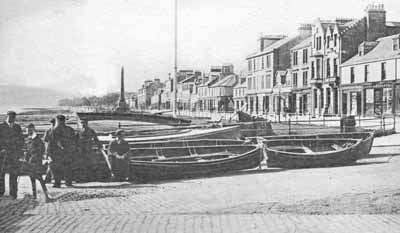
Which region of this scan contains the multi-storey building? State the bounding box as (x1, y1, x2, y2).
(208, 74, 238, 112)
(197, 64, 235, 111)
(233, 77, 247, 111)
(137, 79, 164, 110)
(245, 25, 312, 115)
(309, 4, 400, 117)
(289, 36, 312, 115)
(340, 34, 400, 116)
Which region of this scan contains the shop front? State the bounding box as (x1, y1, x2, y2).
(341, 81, 399, 116)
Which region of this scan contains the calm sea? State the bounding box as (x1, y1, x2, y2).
(0, 105, 55, 114)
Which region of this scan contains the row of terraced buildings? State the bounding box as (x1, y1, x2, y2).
(139, 4, 400, 117)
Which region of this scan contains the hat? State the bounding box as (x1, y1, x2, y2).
(27, 123, 35, 128)
(115, 129, 124, 136)
(7, 111, 16, 116)
(50, 118, 56, 124)
(56, 115, 66, 121)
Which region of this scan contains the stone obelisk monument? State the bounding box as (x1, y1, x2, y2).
(115, 66, 129, 112)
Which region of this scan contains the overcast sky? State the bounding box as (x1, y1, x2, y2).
(1, 0, 400, 96)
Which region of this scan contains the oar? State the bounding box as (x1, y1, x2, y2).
(100, 149, 115, 179)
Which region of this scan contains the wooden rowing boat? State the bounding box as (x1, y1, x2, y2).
(76, 111, 191, 126)
(257, 132, 374, 156)
(264, 132, 374, 168)
(98, 125, 241, 143)
(129, 143, 263, 181)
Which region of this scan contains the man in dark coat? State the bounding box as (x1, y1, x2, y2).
(50, 115, 76, 188)
(43, 118, 55, 183)
(75, 118, 101, 182)
(108, 129, 130, 181)
(25, 123, 49, 201)
(0, 111, 24, 199)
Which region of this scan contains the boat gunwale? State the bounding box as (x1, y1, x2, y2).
(257, 132, 373, 141)
(127, 139, 246, 146)
(264, 138, 364, 157)
(104, 125, 241, 142)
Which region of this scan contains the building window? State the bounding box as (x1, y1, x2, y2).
(253, 77, 256, 89)
(266, 55, 271, 68)
(334, 34, 338, 47)
(303, 49, 308, 64)
(303, 71, 308, 86)
(281, 75, 286, 85)
(261, 75, 265, 89)
(314, 89, 318, 108)
(364, 65, 369, 82)
(248, 60, 252, 72)
(381, 62, 386, 80)
(265, 74, 271, 88)
(333, 58, 338, 76)
(311, 61, 315, 79)
(261, 56, 265, 69)
(248, 78, 251, 90)
(326, 58, 330, 78)
(293, 51, 298, 66)
(350, 67, 355, 83)
(293, 73, 298, 87)
(316, 37, 322, 50)
(316, 59, 321, 79)
(253, 59, 256, 71)
(326, 36, 330, 48)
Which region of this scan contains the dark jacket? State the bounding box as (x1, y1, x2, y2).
(77, 127, 100, 153)
(50, 124, 77, 160)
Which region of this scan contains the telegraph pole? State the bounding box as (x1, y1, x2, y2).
(172, 0, 178, 118)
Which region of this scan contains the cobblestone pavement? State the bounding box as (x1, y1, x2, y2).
(0, 134, 400, 232)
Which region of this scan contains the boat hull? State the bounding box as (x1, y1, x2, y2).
(264, 133, 374, 168)
(129, 145, 263, 180)
(130, 139, 248, 159)
(256, 132, 374, 155)
(76, 112, 191, 126)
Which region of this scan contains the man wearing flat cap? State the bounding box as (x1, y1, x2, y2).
(108, 129, 130, 181)
(49, 114, 77, 187)
(0, 111, 24, 199)
(75, 118, 101, 182)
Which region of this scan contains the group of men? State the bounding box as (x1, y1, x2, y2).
(0, 111, 103, 199)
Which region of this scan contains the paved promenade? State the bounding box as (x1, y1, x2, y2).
(0, 134, 400, 232)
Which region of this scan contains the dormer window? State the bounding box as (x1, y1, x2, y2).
(393, 36, 400, 51)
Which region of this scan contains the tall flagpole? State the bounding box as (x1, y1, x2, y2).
(172, 0, 178, 118)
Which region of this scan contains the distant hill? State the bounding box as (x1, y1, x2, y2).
(0, 85, 69, 107)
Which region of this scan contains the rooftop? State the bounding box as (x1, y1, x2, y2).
(211, 75, 237, 87)
(247, 36, 296, 59)
(291, 37, 312, 51)
(341, 34, 400, 67)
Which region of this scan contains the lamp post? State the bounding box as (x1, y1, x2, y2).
(278, 84, 281, 123)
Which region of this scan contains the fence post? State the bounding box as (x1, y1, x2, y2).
(383, 116, 386, 131)
(118, 122, 121, 129)
(323, 115, 325, 127)
(358, 115, 361, 127)
(309, 113, 311, 125)
(288, 118, 291, 135)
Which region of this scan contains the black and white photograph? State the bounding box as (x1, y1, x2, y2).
(0, 0, 400, 232)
